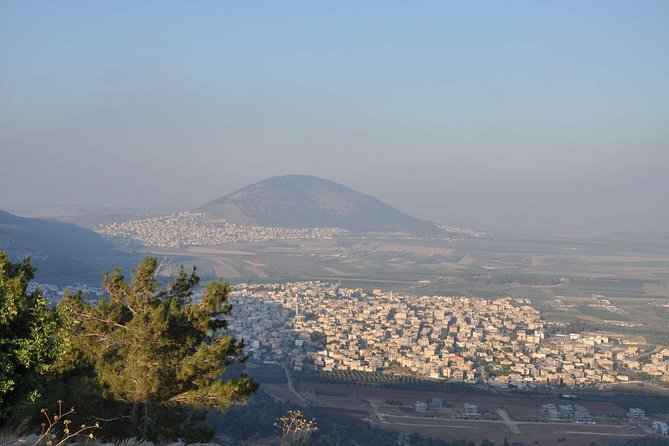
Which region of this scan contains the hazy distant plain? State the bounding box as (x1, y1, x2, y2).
(135, 231, 669, 343)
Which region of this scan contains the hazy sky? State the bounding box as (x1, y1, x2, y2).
(1, 1, 667, 231)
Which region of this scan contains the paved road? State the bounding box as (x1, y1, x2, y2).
(391, 422, 473, 429)
(563, 431, 639, 437)
(375, 410, 638, 436)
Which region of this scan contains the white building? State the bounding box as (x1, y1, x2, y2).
(652, 421, 668, 435)
(573, 405, 592, 423)
(415, 401, 428, 413)
(463, 403, 480, 416)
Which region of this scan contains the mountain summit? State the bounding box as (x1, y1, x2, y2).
(199, 175, 441, 235)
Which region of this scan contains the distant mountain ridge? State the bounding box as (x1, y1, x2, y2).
(0, 209, 133, 284)
(199, 175, 442, 235)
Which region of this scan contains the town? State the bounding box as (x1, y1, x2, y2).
(228, 282, 669, 389)
(95, 212, 348, 247)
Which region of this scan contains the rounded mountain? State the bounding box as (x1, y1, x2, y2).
(199, 175, 441, 235)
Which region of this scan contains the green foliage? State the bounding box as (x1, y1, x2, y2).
(576, 391, 669, 415)
(57, 257, 258, 435)
(294, 369, 490, 394)
(0, 253, 61, 422)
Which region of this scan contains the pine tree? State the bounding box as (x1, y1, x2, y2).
(58, 257, 257, 433)
(0, 253, 60, 422)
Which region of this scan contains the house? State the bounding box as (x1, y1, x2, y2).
(463, 403, 480, 416)
(573, 405, 592, 423)
(628, 408, 646, 420)
(652, 421, 669, 435)
(415, 401, 428, 413)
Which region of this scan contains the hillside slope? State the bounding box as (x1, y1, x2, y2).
(0, 209, 133, 284)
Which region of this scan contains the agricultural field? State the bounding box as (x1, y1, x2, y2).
(140, 229, 669, 445)
(142, 230, 669, 342)
(141, 232, 669, 291)
(287, 381, 655, 446)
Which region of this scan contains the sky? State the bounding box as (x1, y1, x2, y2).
(1, 1, 668, 231)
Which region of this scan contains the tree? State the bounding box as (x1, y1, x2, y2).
(0, 253, 60, 422)
(58, 257, 257, 435)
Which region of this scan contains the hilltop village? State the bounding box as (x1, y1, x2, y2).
(95, 211, 347, 247)
(228, 282, 669, 388)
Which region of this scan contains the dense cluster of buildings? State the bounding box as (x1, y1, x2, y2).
(27, 282, 104, 305)
(436, 225, 485, 238)
(228, 282, 669, 388)
(95, 212, 347, 247)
